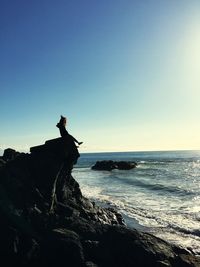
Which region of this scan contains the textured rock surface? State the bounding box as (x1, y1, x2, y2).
(0, 139, 199, 267)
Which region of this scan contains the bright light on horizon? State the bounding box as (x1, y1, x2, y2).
(182, 15, 200, 93)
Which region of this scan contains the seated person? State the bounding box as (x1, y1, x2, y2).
(56, 115, 83, 146)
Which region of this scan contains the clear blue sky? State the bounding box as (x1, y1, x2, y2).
(1, 0, 200, 152)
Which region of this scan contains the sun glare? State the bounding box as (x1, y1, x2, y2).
(183, 19, 200, 90)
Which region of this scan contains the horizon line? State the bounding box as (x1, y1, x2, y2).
(80, 148, 200, 154)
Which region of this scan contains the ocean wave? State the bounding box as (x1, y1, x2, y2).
(139, 160, 174, 164)
(111, 175, 194, 196)
(83, 188, 200, 239)
(151, 227, 200, 255)
(168, 225, 200, 237)
(79, 183, 200, 254)
(74, 151, 200, 255)
(125, 205, 200, 239)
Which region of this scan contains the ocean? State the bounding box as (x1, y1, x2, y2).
(72, 150, 200, 255)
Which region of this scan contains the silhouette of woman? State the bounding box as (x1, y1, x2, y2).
(56, 115, 83, 170)
(56, 115, 83, 146)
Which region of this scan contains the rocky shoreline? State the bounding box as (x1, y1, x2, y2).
(0, 140, 199, 266)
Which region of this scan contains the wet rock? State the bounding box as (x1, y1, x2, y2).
(91, 160, 137, 171)
(90, 226, 200, 267)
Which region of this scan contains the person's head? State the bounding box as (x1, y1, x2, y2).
(60, 115, 67, 126)
(56, 115, 67, 128)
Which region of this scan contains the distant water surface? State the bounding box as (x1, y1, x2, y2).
(72, 150, 200, 254)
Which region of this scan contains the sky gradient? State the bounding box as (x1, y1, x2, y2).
(1, 0, 200, 153)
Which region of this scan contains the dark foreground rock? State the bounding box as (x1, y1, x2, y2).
(92, 160, 137, 171)
(0, 139, 199, 267)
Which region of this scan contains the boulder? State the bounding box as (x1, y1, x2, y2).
(3, 148, 20, 161)
(91, 160, 137, 171)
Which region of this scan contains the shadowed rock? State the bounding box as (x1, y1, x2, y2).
(3, 148, 20, 161)
(91, 160, 137, 171)
(0, 140, 199, 267)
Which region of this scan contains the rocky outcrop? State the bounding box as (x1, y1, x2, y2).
(0, 139, 199, 267)
(2, 148, 20, 161)
(92, 160, 137, 171)
(0, 148, 21, 168)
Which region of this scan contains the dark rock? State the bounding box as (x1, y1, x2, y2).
(3, 148, 20, 161)
(91, 160, 137, 171)
(31, 137, 80, 169)
(117, 160, 137, 170)
(0, 158, 6, 168)
(89, 226, 200, 267)
(0, 139, 198, 266)
(41, 228, 85, 267)
(85, 261, 98, 267)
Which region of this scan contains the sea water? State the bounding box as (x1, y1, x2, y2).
(72, 150, 200, 255)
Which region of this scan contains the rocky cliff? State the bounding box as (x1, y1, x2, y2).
(0, 139, 199, 267)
